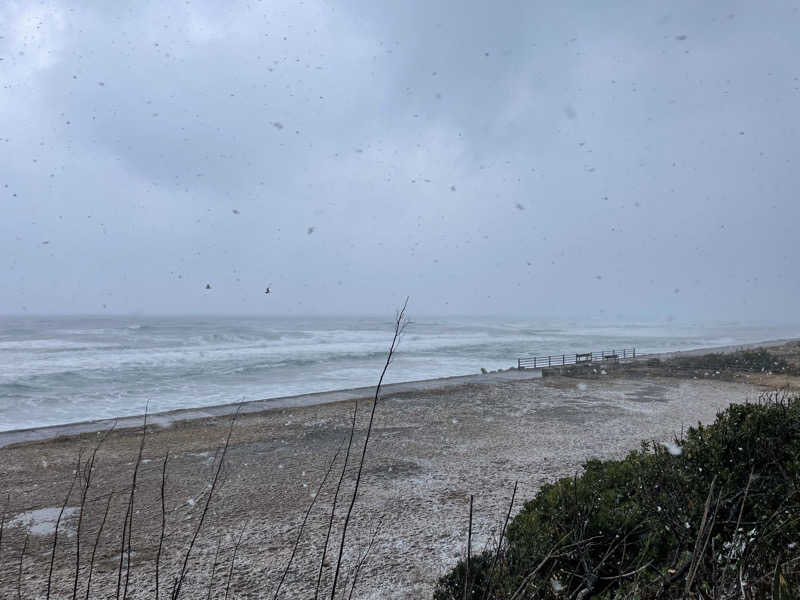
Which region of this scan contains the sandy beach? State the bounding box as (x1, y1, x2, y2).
(0, 340, 798, 598)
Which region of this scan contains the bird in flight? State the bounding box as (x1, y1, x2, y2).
(205, 283, 212, 290)
(265, 284, 272, 295)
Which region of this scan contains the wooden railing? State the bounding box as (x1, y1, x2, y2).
(517, 348, 636, 369)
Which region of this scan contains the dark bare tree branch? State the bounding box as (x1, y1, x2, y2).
(17, 533, 28, 600)
(73, 424, 115, 600)
(463, 495, 473, 600)
(206, 532, 224, 600)
(172, 406, 240, 600)
(48, 451, 82, 600)
(329, 298, 408, 600)
(155, 451, 169, 600)
(273, 442, 343, 600)
(481, 481, 518, 600)
(85, 492, 113, 600)
(224, 520, 248, 600)
(123, 407, 148, 600)
(315, 405, 358, 600)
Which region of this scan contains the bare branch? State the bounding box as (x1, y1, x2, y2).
(123, 407, 148, 599)
(347, 514, 384, 600)
(48, 451, 82, 600)
(273, 442, 343, 600)
(206, 532, 224, 600)
(171, 406, 240, 600)
(315, 407, 358, 600)
(224, 520, 248, 600)
(85, 492, 113, 600)
(17, 533, 28, 600)
(155, 451, 169, 600)
(73, 424, 114, 600)
(0, 492, 8, 567)
(481, 481, 518, 600)
(329, 297, 408, 599)
(463, 495, 473, 600)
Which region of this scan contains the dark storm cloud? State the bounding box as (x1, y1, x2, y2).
(1, 0, 798, 322)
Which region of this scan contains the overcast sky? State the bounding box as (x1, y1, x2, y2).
(1, 0, 798, 322)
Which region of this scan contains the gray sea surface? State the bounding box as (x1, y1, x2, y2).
(1, 315, 796, 430)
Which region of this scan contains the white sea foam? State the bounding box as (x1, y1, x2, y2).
(0, 316, 796, 431)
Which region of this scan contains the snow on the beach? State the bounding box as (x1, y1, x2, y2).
(9, 506, 80, 536)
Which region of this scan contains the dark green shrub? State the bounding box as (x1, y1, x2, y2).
(435, 392, 800, 599)
(433, 550, 498, 600)
(669, 348, 791, 373)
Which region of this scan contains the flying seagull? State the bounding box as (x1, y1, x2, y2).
(265, 284, 272, 295)
(205, 283, 212, 290)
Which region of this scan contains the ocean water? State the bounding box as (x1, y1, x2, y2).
(0, 315, 796, 431)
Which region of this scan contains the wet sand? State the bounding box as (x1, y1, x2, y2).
(0, 369, 777, 598)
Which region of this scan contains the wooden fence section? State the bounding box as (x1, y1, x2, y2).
(517, 348, 636, 370)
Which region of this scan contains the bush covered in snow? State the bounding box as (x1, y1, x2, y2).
(434, 391, 800, 599)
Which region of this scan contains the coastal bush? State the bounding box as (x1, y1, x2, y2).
(668, 348, 792, 374)
(434, 391, 800, 599)
(433, 551, 498, 600)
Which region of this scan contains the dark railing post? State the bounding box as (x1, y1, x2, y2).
(548, 356, 551, 367)
(562, 354, 565, 365)
(533, 357, 537, 368)
(633, 348, 636, 358)
(518, 358, 521, 369)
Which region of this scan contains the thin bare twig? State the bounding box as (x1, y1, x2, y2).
(172, 407, 240, 600)
(347, 514, 384, 600)
(735, 468, 755, 534)
(85, 492, 113, 600)
(116, 492, 132, 600)
(463, 495, 473, 600)
(508, 538, 567, 600)
(481, 481, 518, 600)
(685, 476, 718, 596)
(315, 408, 358, 600)
(206, 532, 224, 600)
(48, 451, 82, 600)
(18, 533, 28, 600)
(0, 492, 8, 567)
(155, 451, 169, 600)
(273, 442, 343, 600)
(329, 298, 408, 600)
(224, 520, 248, 600)
(73, 424, 114, 600)
(123, 406, 148, 600)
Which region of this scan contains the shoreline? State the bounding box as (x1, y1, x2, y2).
(1, 336, 796, 448)
(1, 361, 784, 597)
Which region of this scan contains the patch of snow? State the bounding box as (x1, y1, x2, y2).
(150, 416, 175, 429)
(9, 506, 79, 537)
